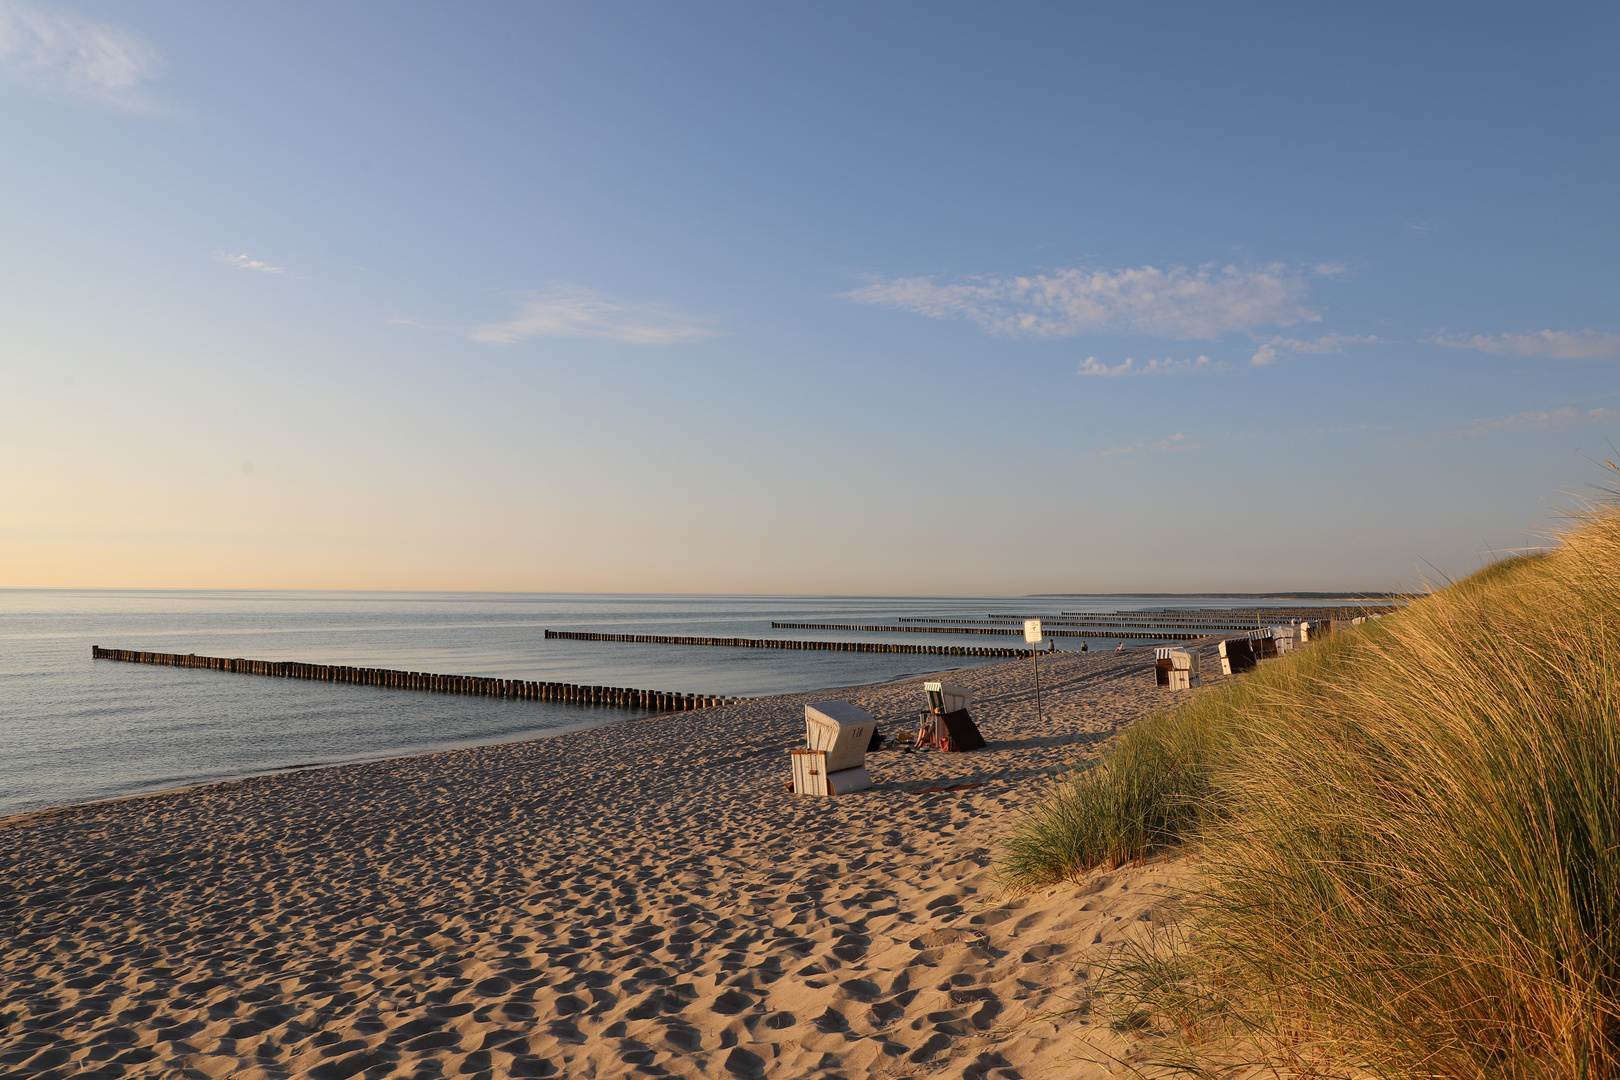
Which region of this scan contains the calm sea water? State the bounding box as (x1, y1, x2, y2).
(0, 590, 1358, 816)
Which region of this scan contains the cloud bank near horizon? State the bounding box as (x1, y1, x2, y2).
(1099, 431, 1202, 457)
(0, 1, 164, 112)
(468, 285, 720, 346)
(216, 252, 285, 275)
(1462, 405, 1620, 437)
(1430, 330, 1620, 360)
(1250, 332, 1381, 366)
(845, 263, 1331, 340)
(1078, 354, 1221, 377)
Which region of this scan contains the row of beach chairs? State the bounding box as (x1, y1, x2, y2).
(792, 615, 1386, 794)
(1167, 613, 1390, 687)
(1214, 617, 1362, 676)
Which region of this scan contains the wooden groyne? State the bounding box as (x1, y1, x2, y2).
(775, 621, 1027, 635)
(895, 609, 1397, 625)
(896, 617, 1057, 626)
(1057, 607, 1400, 621)
(901, 616, 1270, 630)
(544, 631, 1040, 655)
(90, 647, 733, 712)
(766, 622, 1205, 641)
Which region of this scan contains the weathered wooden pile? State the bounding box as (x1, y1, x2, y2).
(544, 630, 1027, 657)
(90, 646, 732, 712)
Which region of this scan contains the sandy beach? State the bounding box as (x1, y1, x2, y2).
(0, 647, 1215, 1079)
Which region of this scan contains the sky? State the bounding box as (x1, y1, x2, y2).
(2, 1, 1617, 595)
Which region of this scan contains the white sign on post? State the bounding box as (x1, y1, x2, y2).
(1025, 619, 1045, 723)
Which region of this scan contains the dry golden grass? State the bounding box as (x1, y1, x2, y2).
(1003, 504, 1620, 1078)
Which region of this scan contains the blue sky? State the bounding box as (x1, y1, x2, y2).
(3, 1, 1617, 593)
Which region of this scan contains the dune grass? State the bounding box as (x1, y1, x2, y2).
(996, 621, 1360, 890)
(1000, 507, 1620, 1078)
(994, 688, 1220, 889)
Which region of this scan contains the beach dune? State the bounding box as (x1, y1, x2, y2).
(0, 650, 1201, 1079)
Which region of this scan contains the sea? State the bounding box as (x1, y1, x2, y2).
(0, 589, 1366, 817)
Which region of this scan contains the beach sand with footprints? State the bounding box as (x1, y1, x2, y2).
(0, 647, 1215, 1079)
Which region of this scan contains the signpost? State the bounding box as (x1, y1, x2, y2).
(1024, 619, 1043, 723)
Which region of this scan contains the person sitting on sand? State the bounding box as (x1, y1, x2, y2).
(1115, 642, 1124, 651)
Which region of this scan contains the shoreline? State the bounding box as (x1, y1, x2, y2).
(0, 656, 1009, 826)
(0, 712, 643, 831)
(0, 646, 1217, 1077)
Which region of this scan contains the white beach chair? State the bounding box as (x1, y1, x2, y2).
(1249, 627, 1279, 661)
(923, 681, 971, 715)
(1218, 637, 1257, 676)
(1154, 647, 1202, 690)
(791, 700, 875, 796)
(1300, 619, 1333, 643)
(918, 681, 985, 751)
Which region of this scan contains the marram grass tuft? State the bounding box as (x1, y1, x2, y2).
(1001, 507, 1620, 1078)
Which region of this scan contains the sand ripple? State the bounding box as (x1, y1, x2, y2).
(1, 649, 1211, 1078)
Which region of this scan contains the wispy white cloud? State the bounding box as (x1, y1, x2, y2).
(1079, 354, 1222, 377)
(0, 1, 164, 112)
(216, 252, 285, 275)
(1250, 332, 1381, 366)
(466, 285, 719, 346)
(1461, 406, 1620, 437)
(845, 263, 1330, 340)
(1099, 432, 1202, 458)
(1428, 329, 1620, 360)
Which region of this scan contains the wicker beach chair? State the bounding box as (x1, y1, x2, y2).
(790, 700, 875, 796)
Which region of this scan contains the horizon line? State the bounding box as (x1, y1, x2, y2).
(2, 585, 1408, 599)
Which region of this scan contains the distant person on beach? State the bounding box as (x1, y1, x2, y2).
(1080, 641, 1088, 652)
(1115, 642, 1124, 651)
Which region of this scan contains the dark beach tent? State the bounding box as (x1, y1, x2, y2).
(938, 709, 986, 752)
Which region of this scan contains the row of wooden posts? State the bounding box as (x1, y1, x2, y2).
(90, 647, 734, 712)
(896, 616, 1280, 631)
(1057, 607, 1399, 621)
(766, 622, 1204, 641)
(543, 630, 1036, 656)
(889, 609, 1394, 626)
